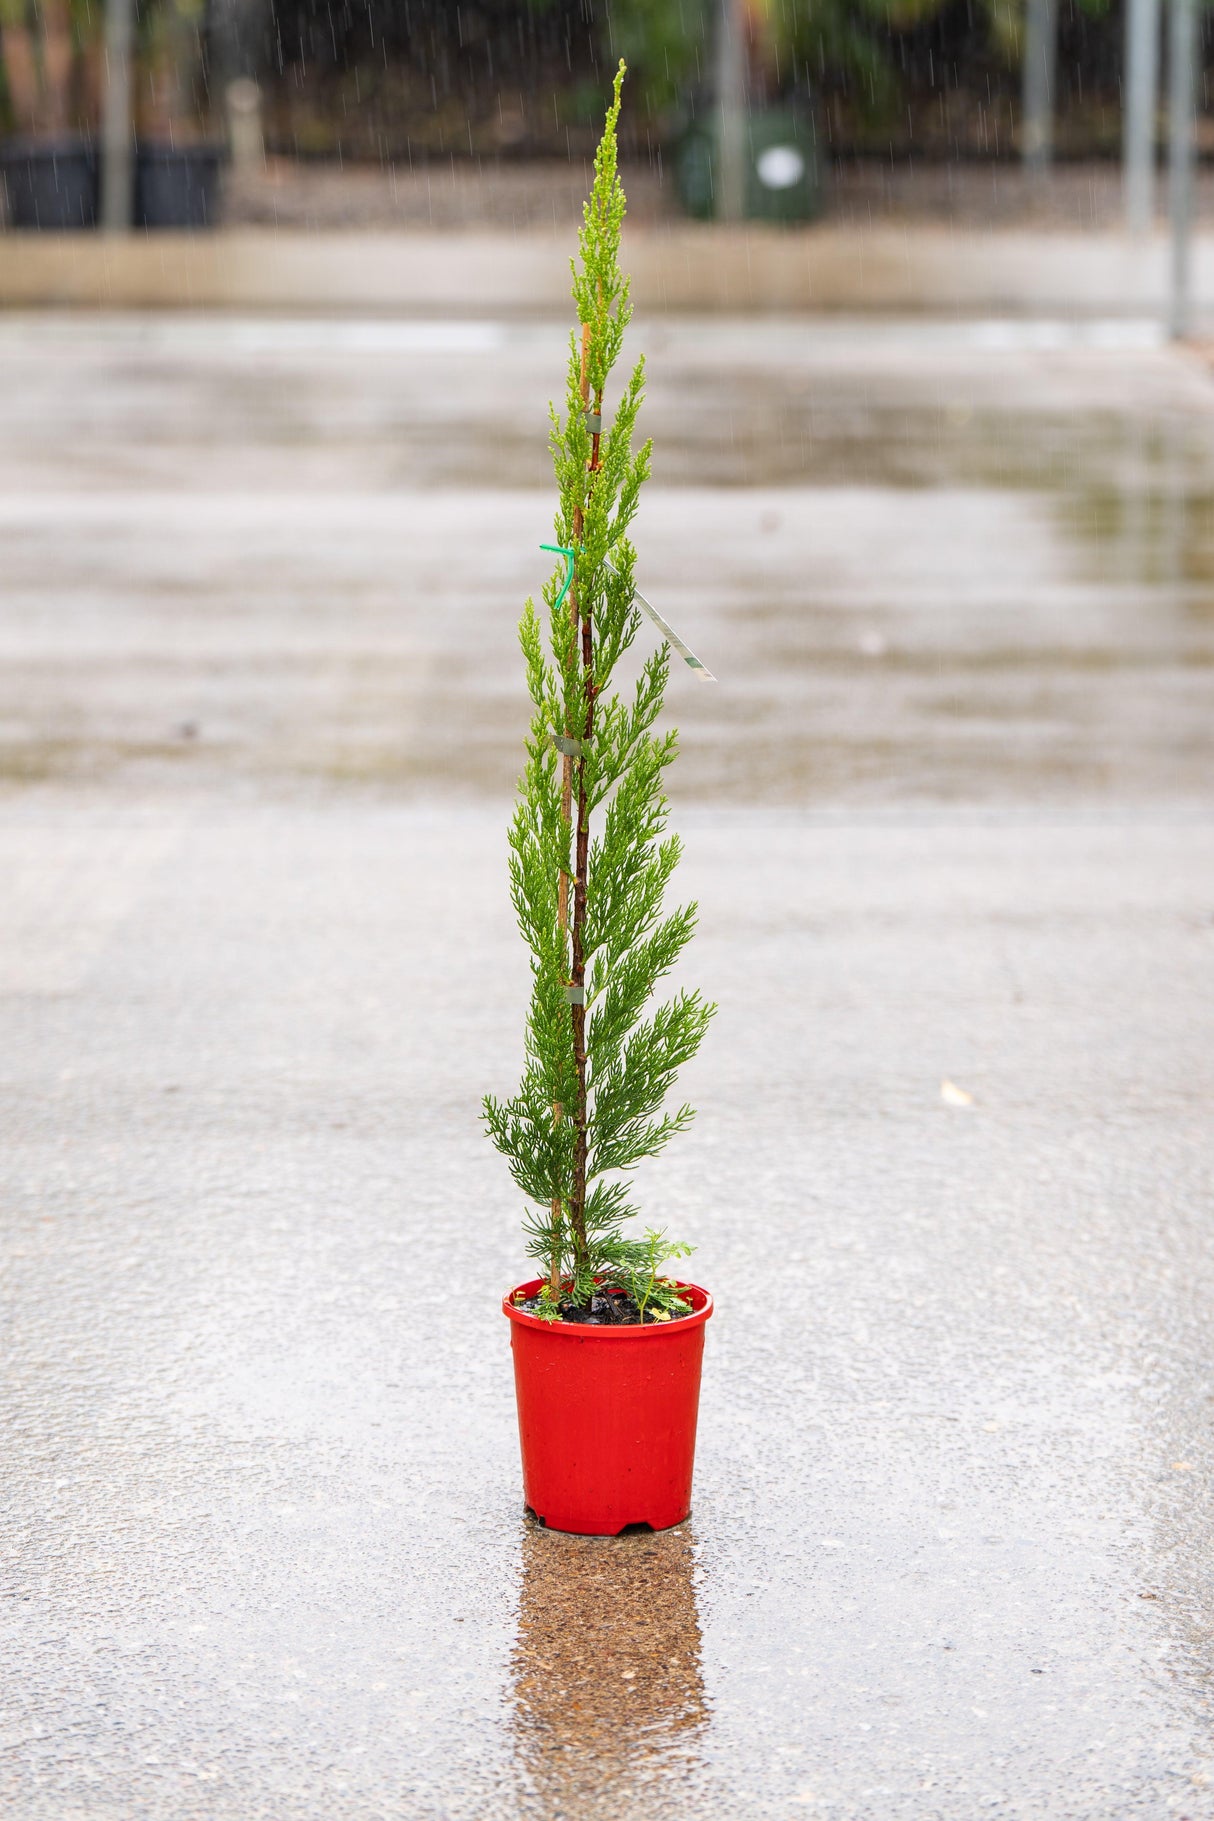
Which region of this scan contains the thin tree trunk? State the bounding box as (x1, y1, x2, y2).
(41, 0, 74, 134)
(1021, 0, 1057, 173)
(101, 0, 135, 232)
(569, 367, 603, 1276)
(1124, 0, 1161, 233)
(2, 26, 39, 134)
(715, 0, 747, 221)
(1169, 0, 1199, 339)
(549, 323, 593, 1293)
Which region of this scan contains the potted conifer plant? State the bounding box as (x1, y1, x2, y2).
(485, 64, 716, 1539)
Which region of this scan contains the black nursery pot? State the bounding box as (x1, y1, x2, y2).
(0, 137, 98, 229)
(135, 144, 224, 230)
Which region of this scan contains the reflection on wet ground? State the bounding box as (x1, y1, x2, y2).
(513, 1521, 707, 1817)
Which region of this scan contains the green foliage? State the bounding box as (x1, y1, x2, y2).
(773, 0, 1040, 105)
(623, 1228, 695, 1322)
(532, 1283, 564, 1323)
(593, 0, 1108, 123)
(484, 63, 714, 1307)
(600, 0, 710, 114)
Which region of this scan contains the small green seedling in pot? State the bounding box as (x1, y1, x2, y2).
(627, 1229, 695, 1324)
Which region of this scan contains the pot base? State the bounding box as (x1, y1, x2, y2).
(526, 1503, 680, 1538)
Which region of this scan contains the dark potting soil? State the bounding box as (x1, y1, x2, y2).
(514, 1288, 693, 1326)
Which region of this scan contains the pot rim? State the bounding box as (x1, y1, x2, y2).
(502, 1276, 712, 1336)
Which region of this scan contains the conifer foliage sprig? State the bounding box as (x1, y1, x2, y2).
(484, 64, 714, 1307)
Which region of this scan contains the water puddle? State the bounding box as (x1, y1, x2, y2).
(512, 1519, 709, 1815)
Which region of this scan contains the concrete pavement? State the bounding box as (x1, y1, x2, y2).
(1, 315, 1213, 1819)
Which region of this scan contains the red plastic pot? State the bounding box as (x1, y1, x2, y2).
(503, 1278, 713, 1536)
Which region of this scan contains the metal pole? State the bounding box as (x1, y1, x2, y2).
(1168, 0, 1199, 338)
(715, 0, 747, 222)
(1022, 0, 1058, 173)
(1125, 0, 1162, 231)
(100, 0, 134, 231)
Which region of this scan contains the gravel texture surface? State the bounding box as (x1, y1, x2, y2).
(1, 315, 1212, 1820)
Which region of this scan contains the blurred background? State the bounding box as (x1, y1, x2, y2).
(0, 0, 1208, 243)
(4, 8, 1214, 1820)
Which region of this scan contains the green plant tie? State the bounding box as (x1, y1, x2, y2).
(540, 544, 576, 612)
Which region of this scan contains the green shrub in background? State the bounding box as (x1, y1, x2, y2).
(593, 0, 1113, 122)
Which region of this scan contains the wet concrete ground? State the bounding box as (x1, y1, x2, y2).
(1, 315, 1213, 1819)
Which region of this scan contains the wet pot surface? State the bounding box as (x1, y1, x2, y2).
(504, 1280, 713, 1536)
